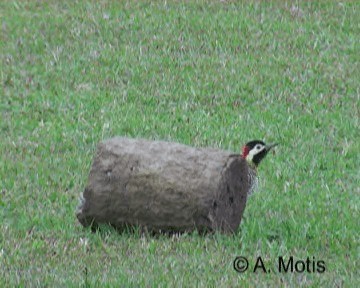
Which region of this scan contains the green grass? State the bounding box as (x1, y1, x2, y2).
(1, 0, 359, 286)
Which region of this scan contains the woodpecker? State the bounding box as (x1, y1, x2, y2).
(238, 140, 278, 195)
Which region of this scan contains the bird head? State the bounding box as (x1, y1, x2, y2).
(241, 140, 278, 168)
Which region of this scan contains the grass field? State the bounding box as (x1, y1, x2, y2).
(1, 1, 359, 287)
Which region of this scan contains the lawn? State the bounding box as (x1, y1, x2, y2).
(1, 1, 359, 287)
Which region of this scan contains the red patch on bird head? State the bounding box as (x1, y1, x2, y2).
(241, 145, 250, 159)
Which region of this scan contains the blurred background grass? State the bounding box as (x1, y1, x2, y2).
(1, 1, 359, 286)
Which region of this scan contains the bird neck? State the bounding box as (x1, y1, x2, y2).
(246, 159, 258, 170)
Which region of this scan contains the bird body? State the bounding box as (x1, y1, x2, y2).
(240, 140, 278, 195)
(247, 164, 259, 195)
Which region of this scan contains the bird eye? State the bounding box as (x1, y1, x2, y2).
(255, 145, 262, 150)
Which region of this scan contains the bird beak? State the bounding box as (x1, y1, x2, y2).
(265, 143, 278, 151)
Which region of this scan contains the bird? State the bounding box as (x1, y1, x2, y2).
(231, 140, 278, 195)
